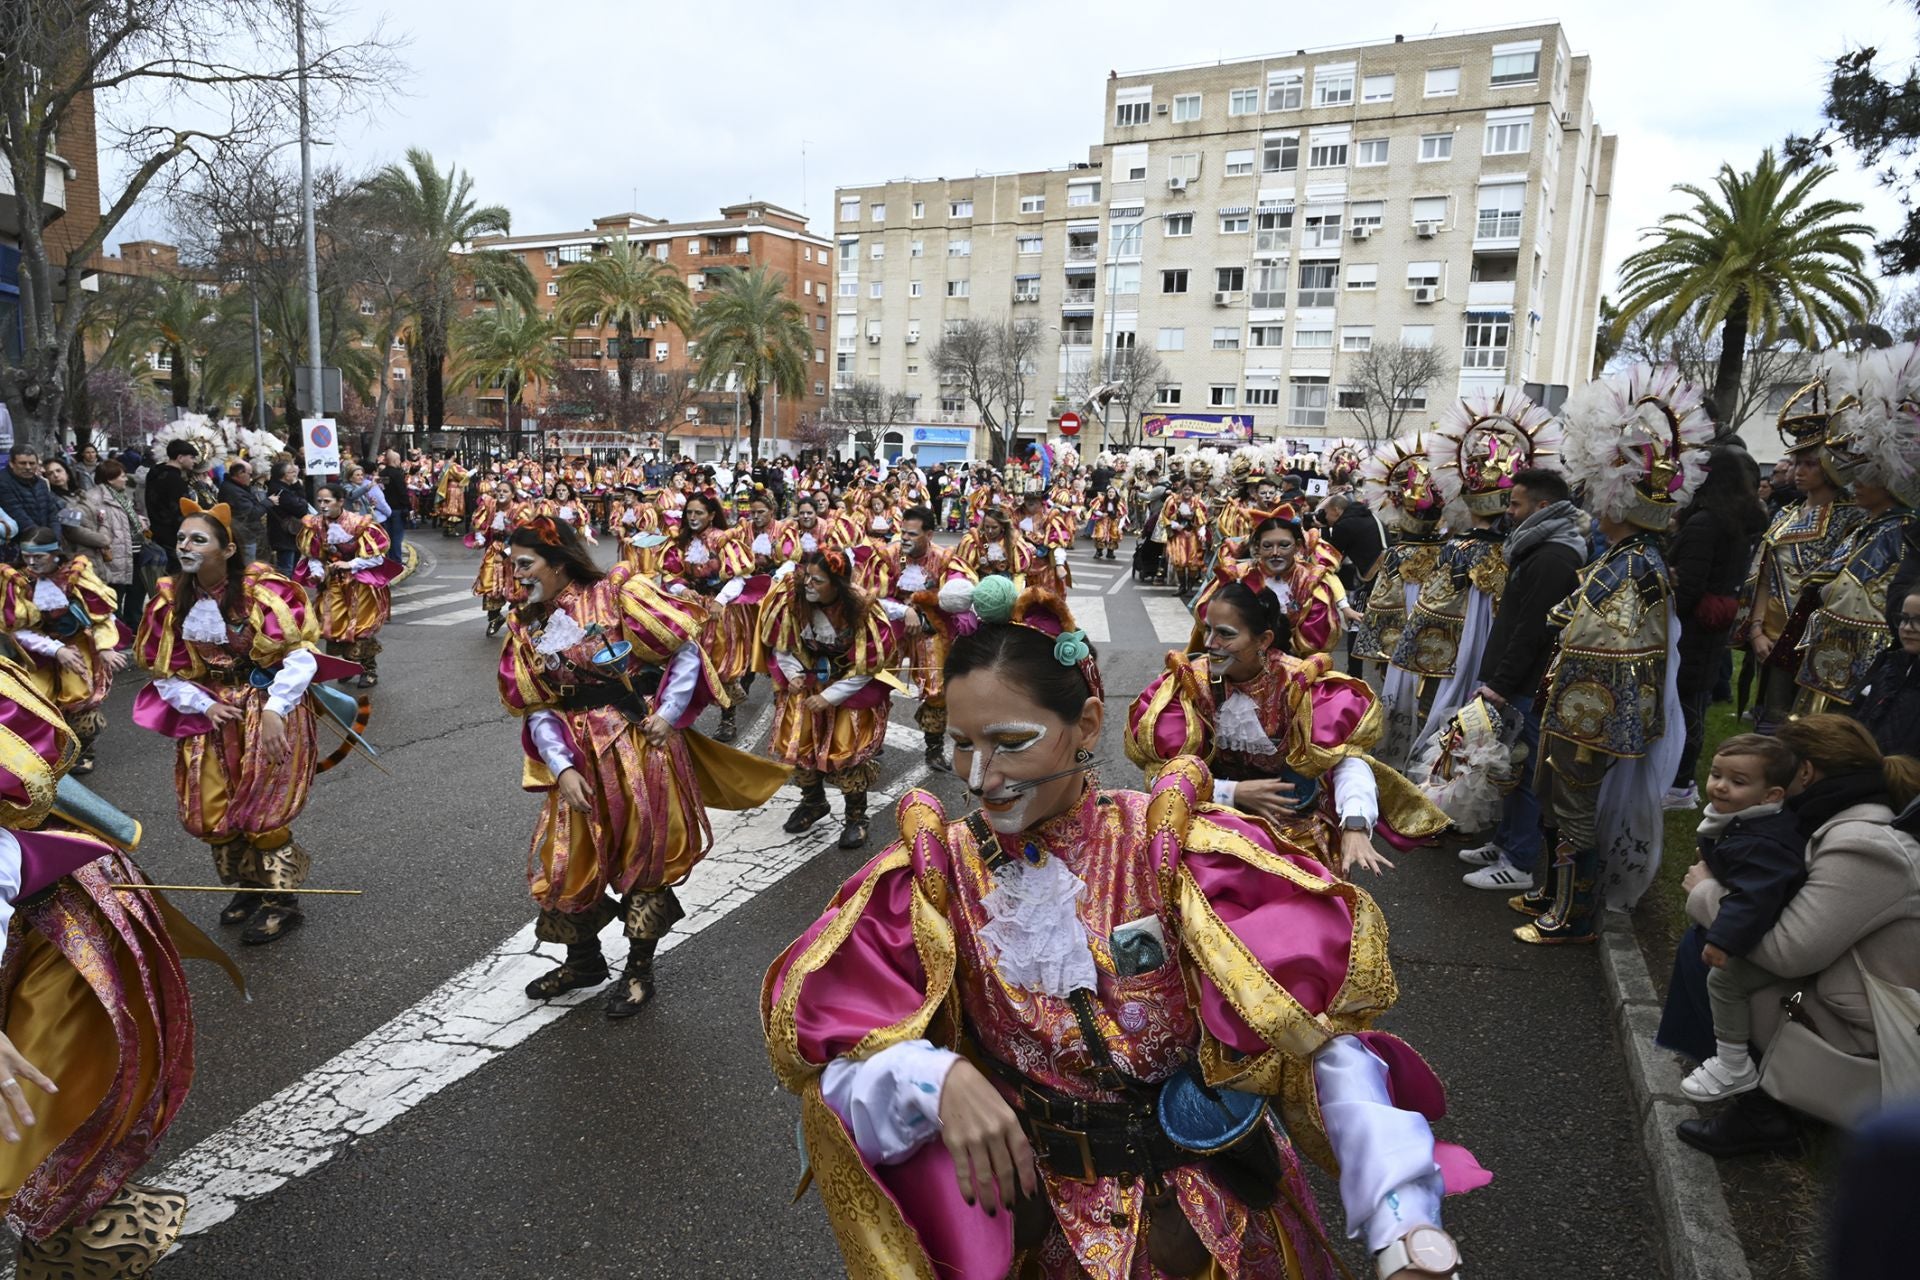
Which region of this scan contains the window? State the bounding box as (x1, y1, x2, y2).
(1156, 384, 1183, 405)
(1220, 212, 1250, 234)
(950, 199, 973, 217)
(686, 238, 701, 256)
(1400, 324, 1435, 348)
(1298, 262, 1338, 307)
(1020, 194, 1045, 213)
(1017, 234, 1043, 254)
(1302, 208, 1343, 249)
(1012, 277, 1040, 301)
(911, 201, 925, 218)
(1229, 87, 1259, 116)
(1211, 326, 1241, 350)
(1067, 183, 1099, 206)
(1115, 144, 1150, 182)
(871, 203, 886, 221)
(1225, 148, 1255, 176)
(358, 298, 376, 315)
(815, 315, 827, 330)
(837, 281, 857, 297)
(1201, 385, 1236, 409)
(1411, 196, 1448, 227)
(655, 342, 670, 362)
(1162, 268, 1190, 293)
(1250, 323, 1285, 347)
(1216, 266, 1245, 293)
(1116, 99, 1151, 126)
(545, 281, 558, 297)
(1485, 113, 1533, 156)
(658, 243, 671, 260)
(1463, 316, 1511, 369)
(838, 240, 857, 269)
(1308, 136, 1348, 169)
(1172, 93, 1202, 122)
(1165, 214, 1193, 237)
(1251, 264, 1287, 309)
(1294, 323, 1332, 348)
(1109, 219, 1143, 257)
(1314, 65, 1355, 106)
(870, 242, 884, 260)
(1340, 325, 1373, 352)
(803, 247, 813, 263)
(1406, 261, 1442, 290)
(946, 279, 970, 297)
(1362, 73, 1395, 103)
(1350, 201, 1384, 230)
(803, 279, 813, 296)
(1253, 207, 1293, 253)
(948, 238, 971, 257)
(1107, 263, 1141, 294)
(910, 240, 924, 257)
(1157, 327, 1186, 351)
(1425, 66, 1460, 96)
(839, 196, 860, 222)
(1266, 69, 1303, 111)
(815, 347, 827, 363)
(543, 249, 558, 267)
(1419, 133, 1454, 163)
(869, 282, 884, 298)
(1490, 44, 1541, 86)
(1337, 386, 1367, 409)
(1355, 139, 1388, 166)
(909, 281, 923, 297)
(1245, 385, 1280, 406)
(1289, 377, 1329, 426)
(1476, 184, 1525, 239)
(1262, 132, 1300, 174)
(1393, 387, 1429, 410)
(1168, 152, 1201, 182)
(688, 273, 704, 291)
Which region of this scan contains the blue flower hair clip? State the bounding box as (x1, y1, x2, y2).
(1053, 629, 1091, 667)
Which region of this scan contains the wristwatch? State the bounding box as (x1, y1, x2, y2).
(1341, 815, 1372, 833)
(1375, 1226, 1460, 1278)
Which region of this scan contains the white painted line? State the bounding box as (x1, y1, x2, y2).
(387, 590, 482, 617)
(1065, 595, 1109, 643)
(412, 609, 483, 627)
(388, 582, 443, 600)
(1144, 597, 1196, 644)
(152, 750, 934, 1249)
(1107, 574, 1131, 596)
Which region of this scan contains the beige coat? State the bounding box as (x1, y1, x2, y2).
(1689, 801, 1920, 1055)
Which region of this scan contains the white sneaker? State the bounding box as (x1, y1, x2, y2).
(1463, 856, 1532, 890)
(1681, 1055, 1760, 1100)
(1458, 840, 1505, 867)
(1664, 785, 1700, 811)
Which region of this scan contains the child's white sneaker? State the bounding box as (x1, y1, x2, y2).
(1681, 1055, 1760, 1100)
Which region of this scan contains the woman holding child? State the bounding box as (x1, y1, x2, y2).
(1658, 715, 1920, 1158)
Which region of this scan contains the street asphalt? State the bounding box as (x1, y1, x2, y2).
(65, 535, 1658, 1278)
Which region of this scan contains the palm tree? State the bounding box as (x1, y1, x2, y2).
(555, 236, 692, 434)
(1613, 149, 1876, 426)
(688, 265, 811, 460)
(135, 276, 215, 410)
(364, 148, 532, 430)
(449, 300, 562, 450)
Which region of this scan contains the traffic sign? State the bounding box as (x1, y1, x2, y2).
(302, 417, 340, 476)
(1058, 411, 1082, 436)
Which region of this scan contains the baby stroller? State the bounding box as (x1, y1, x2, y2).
(1131, 508, 1166, 583)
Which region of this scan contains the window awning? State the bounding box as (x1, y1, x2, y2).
(1218, 205, 1251, 216)
(1257, 198, 1296, 211)
(1465, 307, 1514, 319)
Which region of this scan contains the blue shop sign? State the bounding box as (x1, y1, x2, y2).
(911, 426, 972, 445)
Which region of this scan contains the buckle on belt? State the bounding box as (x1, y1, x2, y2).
(1029, 1119, 1097, 1183)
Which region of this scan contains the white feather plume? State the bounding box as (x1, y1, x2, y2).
(1830, 343, 1920, 504)
(1426, 387, 1560, 504)
(1558, 364, 1713, 523)
(1412, 710, 1520, 832)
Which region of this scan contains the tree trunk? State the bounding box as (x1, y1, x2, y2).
(1710, 295, 1750, 431)
(423, 304, 447, 430)
(170, 345, 190, 410)
(368, 338, 394, 461)
(615, 320, 635, 434)
(747, 389, 764, 461)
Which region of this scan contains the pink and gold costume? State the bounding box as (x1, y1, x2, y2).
(1160, 495, 1209, 578)
(293, 511, 398, 646)
(661, 525, 760, 688)
(764, 760, 1485, 1279)
(1190, 555, 1347, 659)
(0, 556, 122, 754)
(951, 527, 1035, 580)
(467, 491, 531, 619)
(759, 569, 898, 791)
(1090, 491, 1127, 553)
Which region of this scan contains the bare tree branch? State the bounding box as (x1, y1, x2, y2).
(1341, 342, 1450, 449)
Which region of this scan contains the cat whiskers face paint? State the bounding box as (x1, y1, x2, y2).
(959, 721, 1051, 834)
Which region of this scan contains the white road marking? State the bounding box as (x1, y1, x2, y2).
(1107, 574, 1131, 596)
(1065, 595, 1109, 642)
(1144, 597, 1196, 644)
(150, 746, 933, 1249)
(388, 590, 482, 617)
(413, 608, 483, 627)
(388, 582, 442, 600)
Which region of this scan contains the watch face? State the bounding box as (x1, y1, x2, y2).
(1408, 1228, 1459, 1271)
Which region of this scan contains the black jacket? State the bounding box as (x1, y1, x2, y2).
(1699, 807, 1807, 956)
(0, 466, 60, 531)
(266, 480, 310, 551)
(1477, 530, 1584, 702)
(1326, 504, 1385, 593)
(1850, 646, 1920, 759)
(1669, 506, 1755, 692)
(144, 463, 191, 546)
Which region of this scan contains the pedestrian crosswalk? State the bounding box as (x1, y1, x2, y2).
(1066, 595, 1109, 642)
(1143, 597, 1197, 645)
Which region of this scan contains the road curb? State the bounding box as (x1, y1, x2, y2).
(1599, 923, 1754, 1280)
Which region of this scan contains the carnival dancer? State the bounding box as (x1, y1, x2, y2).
(294, 484, 399, 690)
(1515, 365, 1710, 944)
(877, 506, 975, 772)
(1213, 451, 1264, 551)
(1352, 434, 1448, 686)
(1015, 492, 1072, 595)
(741, 486, 788, 574)
(661, 491, 759, 744)
(500, 516, 785, 1014)
(1161, 480, 1209, 597)
(1379, 390, 1558, 770)
(762, 578, 1485, 1280)
(1746, 380, 1870, 733)
(1132, 579, 1447, 876)
(469, 480, 528, 637)
(133, 500, 359, 944)
(0, 654, 241, 1278)
(1089, 487, 1126, 561)
(548, 480, 598, 543)
(1788, 345, 1920, 714)
(1189, 505, 1347, 661)
(760, 548, 899, 850)
(0, 531, 125, 775)
(435, 455, 471, 536)
(952, 506, 1034, 580)
(614, 488, 665, 574)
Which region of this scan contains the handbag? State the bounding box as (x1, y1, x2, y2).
(1758, 985, 1881, 1129)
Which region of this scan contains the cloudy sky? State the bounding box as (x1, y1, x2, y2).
(135, 0, 1918, 291)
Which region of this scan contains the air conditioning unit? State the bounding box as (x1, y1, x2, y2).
(1415, 221, 1440, 238)
(1414, 286, 1437, 304)
(1156, 103, 1169, 115)
(1559, 110, 1575, 129)
(905, 332, 919, 345)
(866, 333, 882, 344)
(1213, 291, 1234, 306)
(1351, 225, 1372, 240)
(1167, 177, 1188, 191)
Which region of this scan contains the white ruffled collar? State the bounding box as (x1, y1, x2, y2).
(1216, 688, 1281, 756)
(182, 596, 230, 643)
(326, 521, 353, 544)
(31, 577, 67, 611)
(534, 608, 587, 656)
(976, 855, 1099, 1000)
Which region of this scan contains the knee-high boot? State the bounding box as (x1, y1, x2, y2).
(837, 791, 870, 851)
(1515, 843, 1598, 945)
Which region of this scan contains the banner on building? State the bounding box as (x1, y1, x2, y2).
(1142, 412, 1254, 441)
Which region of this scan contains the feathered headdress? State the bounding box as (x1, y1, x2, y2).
(1558, 364, 1713, 531)
(1428, 388, 1561, 518)
(1358, 432, 1446, 530)
(1324, 437, 1366, 484)
(1824, 343, 1920, 505)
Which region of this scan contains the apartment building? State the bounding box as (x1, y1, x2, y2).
(463, 201, 834, 459)
(835, 22, 1614, 456)
(2, 80, 100, 364)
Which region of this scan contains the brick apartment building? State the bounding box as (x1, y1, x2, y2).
(2, 81, 100, 364)
(459, 201, 835, 460)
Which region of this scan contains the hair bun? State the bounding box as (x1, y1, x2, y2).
(970, 575, 1018, 623)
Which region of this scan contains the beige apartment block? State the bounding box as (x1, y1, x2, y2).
(834, 22, 1615, 457)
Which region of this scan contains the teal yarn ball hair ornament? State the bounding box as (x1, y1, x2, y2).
(971, 574, 1018, 624)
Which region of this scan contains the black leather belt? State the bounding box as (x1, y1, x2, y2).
(1004, 1074, 1197, 1183)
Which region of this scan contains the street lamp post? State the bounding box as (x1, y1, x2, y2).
(732, 361, 743, 462)
(295, 0, 324, 446)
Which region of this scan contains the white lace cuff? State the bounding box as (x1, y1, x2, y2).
(157, 676, 216, 715)
(819, 1040, 958, 1165)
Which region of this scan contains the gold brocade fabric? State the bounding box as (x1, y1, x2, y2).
(1388, 531, 1505, 678)
(1358, 537, 1444, 662)
(1750, 499, 1868, 641)
(0, 559, 120, 716)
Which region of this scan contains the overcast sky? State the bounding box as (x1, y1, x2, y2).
(131, 0, 1919, 293)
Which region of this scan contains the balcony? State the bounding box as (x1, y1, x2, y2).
(1467, 280, 1516, 307)
(1066, 243, 1099, 263)
(0, 137, 69, 239)
(1060, 288, 1096, 312)
(1057, 331, 1093, 346)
